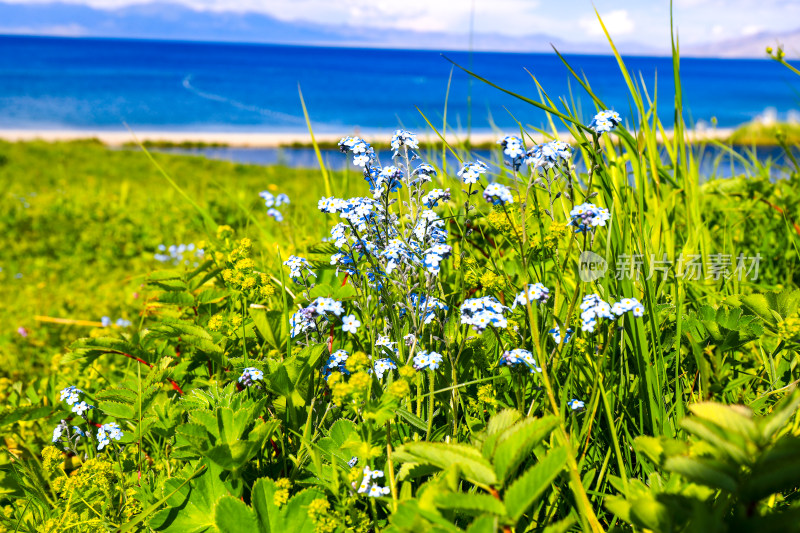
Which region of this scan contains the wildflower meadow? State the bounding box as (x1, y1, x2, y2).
(2, 25, 800, 533)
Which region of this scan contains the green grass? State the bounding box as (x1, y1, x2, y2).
(728, 121, 800, 146)
(0, 139, 354, 377)
(2, 25, 800, 533)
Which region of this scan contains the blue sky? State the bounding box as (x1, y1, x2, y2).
(2, 0, 797, 45)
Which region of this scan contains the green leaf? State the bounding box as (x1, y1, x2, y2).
(491, 415, 558, 482)
(740, 436, 800, 502)
(215, 496, 257, 533)
(98, 400, 136, 419)
(503, 447, 567, 522)
(150, 461, 233, 532)
(663, 456, 738, 492)
(689, 403, 757, 441)
(250, 309, 285, 350)
(434, 492, 507, 516)
(480, 409, 522, 459)
(157, 291, 196, 306)
(629, 496, 673, 532)
(251, 479, 322, 533)
(394, 442, 498, 487)
(95, 387, 138, 404)
(196, 289, 229, 305)
(0, 404, 53, 427)
(759, 390, 800, 441)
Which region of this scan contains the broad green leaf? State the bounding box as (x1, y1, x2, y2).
(492, 415, 559, 482)
(503, 447, 567, 522)
(663, 456, 738, 492)
(394, 442, 498, 487)
(480, 409, 522, 459)
(689, 403, 757, 441)
(150, 461, 233, 532)
(0, 404, 53, 427)
(629, 496, 673, 532)
(215, 496, 257, 533)
(740, 436, 800, 502)
(434, 492, 507, 516)
(98, 400, 136, 419)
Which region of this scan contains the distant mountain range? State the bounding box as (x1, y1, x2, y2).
(0, 1, 795, 58)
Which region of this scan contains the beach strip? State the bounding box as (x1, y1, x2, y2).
(0, 128, 736, 148)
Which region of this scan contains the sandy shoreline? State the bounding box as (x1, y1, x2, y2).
(0, 128, 736, 147)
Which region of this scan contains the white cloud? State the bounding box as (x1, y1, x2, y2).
(3, 0, 800, 48)
(742, 24, 764, 36)
(578, 9, 635, 38)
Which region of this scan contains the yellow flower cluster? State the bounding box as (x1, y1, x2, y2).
(329, 352, 416, 410)
(308, 498, 338, 533)
(42, 445, 64, 473)
(477, 384, 498, 406)
(531, 222, 569, 258)
(479, 271, 505, 293)
(208, 228, 275, 301)
(273, 478, 292, 506)
(51, 456, 116, 495)
(778, 316, 800, 340)
(207, 312, 244, 337)
(487, 209, 514, 233)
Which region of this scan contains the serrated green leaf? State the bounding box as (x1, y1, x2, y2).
(98, 400, 136, 419)
(480, 409, 522, 459)
(663, 456, 738, 492)
(196, 289, 229, 305)
(394, 442, 498, 487)
(0, 404, 53, 427)
(157, 291, 196, 306)
(95, 387, 138, 404)
(215, 496, 257, 533)
(434, 492, 506, 516)
(503, 446, 567, 522)
(492, 415, 558, 482)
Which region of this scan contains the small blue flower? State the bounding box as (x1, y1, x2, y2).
(501, 349, 542, 374)
(549, 326, 574, 345)
(71, 401, 93, 417)
(421, 188, 450, 208)
(348, 456, 359, 468)
(483, 183, 514, 205)
(97, 422, 123, 451)
(52, 421, 66, 443)
(413, 350, 444, 371)
(390, 129, 419, 155)
(267, 208, 284, 222)
(568, 398, 585, 411)
(525, 140, 572, 171)
(579, 294, 614, 332)
(460, 296, 507, 333)
(568, 203, 611, 233)
(457, 161, 489, 185)
(283, 255, 315, 283)
(323, 350, 350, 379)
(115, 318, 131, 328)
(373, 358, 397, 380)
(342, 314, 361, 334)
(497, 135, 524, 160)
(101, 316, 111, 328)
(513, 283, 550, 308)
(238, 367, 264, 387)
(589, 110, 622, 134)
(59, 385, 82, 406)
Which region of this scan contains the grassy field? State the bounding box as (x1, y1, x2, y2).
(2, 40, 800, 533)
(0, 139, 347, 377)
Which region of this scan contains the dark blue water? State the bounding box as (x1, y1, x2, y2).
(1, 35, 799, 132)
(150, 145, 797, 179)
